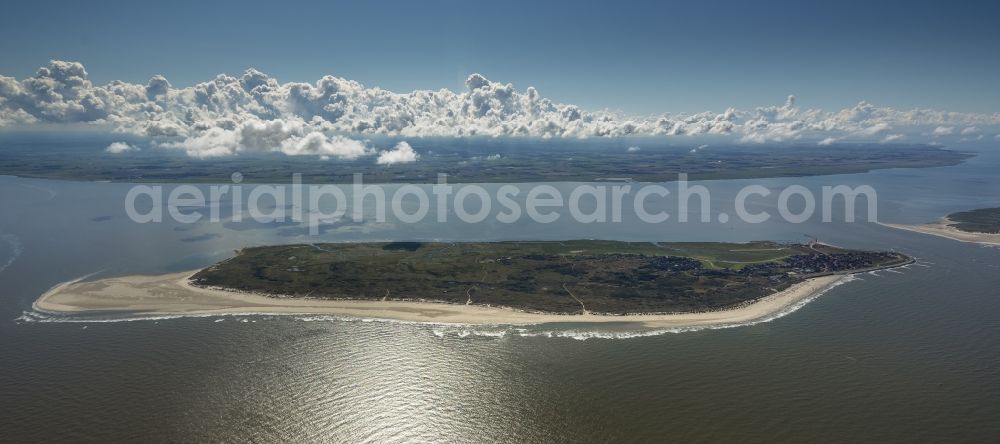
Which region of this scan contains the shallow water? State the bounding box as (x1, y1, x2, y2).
(1, 144, 999, 442)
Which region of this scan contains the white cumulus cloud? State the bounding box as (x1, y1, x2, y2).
(376, 141, 419, 165)
(932, 126, 954, 136)
(105, 142, 137, 153)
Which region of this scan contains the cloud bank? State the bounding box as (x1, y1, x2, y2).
(2, 60, 998, 158)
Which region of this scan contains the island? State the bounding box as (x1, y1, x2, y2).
(35, 240, 912, 326)
(885, 207, 1000, 246)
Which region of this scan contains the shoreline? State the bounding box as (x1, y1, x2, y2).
(883, 219, 1000, 246)
(34, 271, 849, 327)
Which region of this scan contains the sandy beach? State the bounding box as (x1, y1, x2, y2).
(34, 271, 844, 327)
(884, 219, 1000, 246)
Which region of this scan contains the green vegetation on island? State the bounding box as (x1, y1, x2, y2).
(191, 240, 912, 315)
(946, 207, 1000, 234)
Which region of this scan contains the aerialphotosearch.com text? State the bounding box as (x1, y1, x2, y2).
(125, 173, 878, 234)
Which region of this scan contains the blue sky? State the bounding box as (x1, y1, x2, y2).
(1, 0, 998, 115)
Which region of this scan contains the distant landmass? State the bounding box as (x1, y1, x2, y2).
(0, 136, 971, 183)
